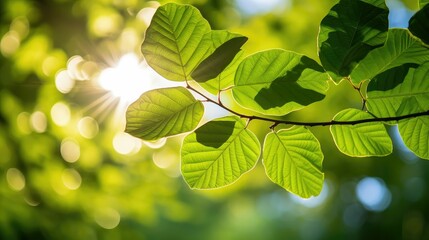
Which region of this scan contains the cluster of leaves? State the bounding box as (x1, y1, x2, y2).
(125, 0, 429, 198)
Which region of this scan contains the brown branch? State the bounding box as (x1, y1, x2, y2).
(186, 84, 429, 127)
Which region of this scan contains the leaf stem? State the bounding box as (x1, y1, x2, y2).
(345, 77, 367, 110)
(186, 84, 429, 127)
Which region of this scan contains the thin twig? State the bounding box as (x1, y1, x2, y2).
(186, 84, 429, 127)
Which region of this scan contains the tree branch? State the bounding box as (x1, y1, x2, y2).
(186, 84, 429, 127)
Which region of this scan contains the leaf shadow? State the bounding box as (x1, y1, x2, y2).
(320, 0, 388, 76)
(368, 63, 419, 92)
(192, 36, 248, 82)
(409, 4, 429, 45)
(195, 120, 236, 148)
(254, 56, 325, 110)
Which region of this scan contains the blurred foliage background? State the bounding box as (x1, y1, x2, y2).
(1, 0, 428, 239)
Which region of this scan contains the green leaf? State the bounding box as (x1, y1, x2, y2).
(232, 49, 329, 116)
(399, 117, 429, 160)
(366, 62, 429, 118)
(141, 3, 211, 81)
(126, 87, 204, 141)
(330, 108, 392, 157)
(318, 0, 388, 82)
(191, 31, 247, 82)
(409, 4, 429, 45)
(396, 97, 425, 116)
(197, 50, 245, 95)
(263, 126, 324, 198)
(350, 29, 429, 84)
(181, 116, 260, 189)
(396, 97, 429, 160)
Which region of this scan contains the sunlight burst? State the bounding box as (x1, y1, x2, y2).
(98, 53, 154, 104)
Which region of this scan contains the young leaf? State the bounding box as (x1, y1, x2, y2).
(330, 108, 392, 157)
(396, 97, 429, 160)
(409, 4, 429, 45)
(126, 87, 204, 141)
(318, 0, 388, 82)
(232, 49, 329, 116)
(350, 29, 429, 84)
(141, 3, 211, 81)
(366, 62, 429, 118)
(263, 127, 324, 198)
(191, 31, 248, 82)
(181, 116, 260, 189)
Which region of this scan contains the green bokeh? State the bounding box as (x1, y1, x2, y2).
(1, 0, 429, 239)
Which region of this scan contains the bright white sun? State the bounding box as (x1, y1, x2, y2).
(98, 53, 153, 104)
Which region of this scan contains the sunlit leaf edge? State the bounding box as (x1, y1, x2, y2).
(125, 87, 204, 141)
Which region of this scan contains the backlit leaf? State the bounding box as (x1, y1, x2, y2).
(350, 29, 429, 84)
(181, 116, 260, 189)
(318, 0, 388, 82)
(263, 127, 324, 198)
(366, 62, 429, 117)
(126, 87, 204, 141)
(330, 108, 392, 156)
(232, 49, 329, 116)
(141, 3, 211, 81)
(399, 117, 429, 160)
(397, 97, 429, 160)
